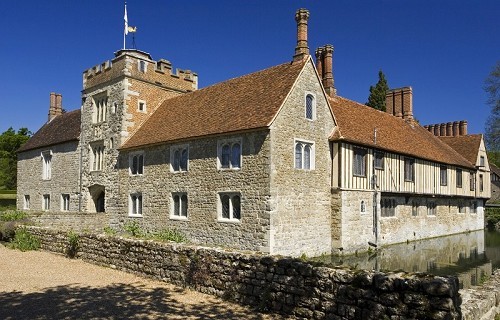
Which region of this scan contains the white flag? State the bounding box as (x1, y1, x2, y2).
(124, 5, 128, 35)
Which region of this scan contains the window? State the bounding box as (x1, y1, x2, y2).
(42, 151, 52, 180)
(305, 93, 315, 120)
(427, 201, 436, 216)
(479, 174, 484, 192)
(171, 145, 189, 172)
(470, 201, 477, 214)
(138, 60, 146, 73)
(353, 147, 367, 176)
(43, 194, 50, 211)
(404, 158, 415, 182)
(24, 195, 30, 210)
(380, 198, 396, 217)
(412, 201, 419, 216)
(470, 172, 476, 191)
(456, 169, 462, 188)
(360, 201, 366, 213)
(480, 156, 485, 167)
(171, 193, 188, 219)
(219, 193, 241, 221)
(440, 165, 447, 186)
(374, 151, 384, 170)
(218, 139, 241, 170)
(295, 140, 315, 170)
(93, 94, 107, 123)
(138, 100, 146, 113)
(91, 144, 105, 171)
(61, 194, 70, 211)
(129, 193, 143, 216)
(130, 152, 144, 175)
(112, 102, 117, 114)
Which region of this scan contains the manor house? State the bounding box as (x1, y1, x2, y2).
(17, 9, 491, 256)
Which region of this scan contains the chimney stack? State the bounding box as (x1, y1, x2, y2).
(315, 47, 323, 79)
(433, 124, 439, 136)
(293, 8, 310, 63)
(439, 123, 446, 136)
(446, 122, 453, 136)
(322, 44, 336, 96)
(48, 92, 63, 122)
(401, 87, 413, 120)
(452, 121, 459, 136)
(386, 87, 412, 119)
(459, 120, 468, 135)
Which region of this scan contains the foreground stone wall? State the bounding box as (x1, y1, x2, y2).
(27, 227, 462, 319)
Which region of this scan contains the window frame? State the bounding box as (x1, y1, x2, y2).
(353, 147, 367, 177)
(91, 143, 105, 172)
(92, 93, 108, 123)
(138, 60, 147, 73)
(304, 92, 316, 120)
(129, 193, 143, 217)
(61, 194, 70, 212)
(24, 195, 30, 210)
(294, 139, 315, 170)
(427, 201, 437, 216)
(479, 174, 484, 192)
(470, 171, 476, 191)
(374, 151, 384, 170)
(170, 144, 189, 173)
(411, 201, 419, 217)
(137, 99, 147, 113)
(217, 138, 242, 170)
(440, 165, 448, 186)
(456, 169, 463, 188)
(218, 192, 241, 222)
(129, 151, 144, 176)
(404, 157, 415, 182)
(380, 198, 396, 217)
(43, 194, 50, 211)
(41, 150, 52, 180)
(479, 156, 485, 167)
(170, 192, 188, 220)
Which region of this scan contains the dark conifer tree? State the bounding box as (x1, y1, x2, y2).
(366, 70, 389, 111)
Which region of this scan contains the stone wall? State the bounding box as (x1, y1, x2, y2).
(27, 226, 462, 320)
(28, 211, 109, 231)
(17, 141, 80, 212)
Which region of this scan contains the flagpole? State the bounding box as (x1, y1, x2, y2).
(123, 1, 128, 50)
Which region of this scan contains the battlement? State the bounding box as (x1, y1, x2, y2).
(82, 49, 198, 92)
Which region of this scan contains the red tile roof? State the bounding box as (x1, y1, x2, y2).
(438, 135, 483, 166)
(122, 60, 307, 150)
(18, 109, 81, 152)
(329, 96, 474, 169)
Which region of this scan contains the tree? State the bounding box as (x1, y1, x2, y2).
(366, 70, 389, 111)
(485, 61, 500, 161)
(0, 127, 31, 190)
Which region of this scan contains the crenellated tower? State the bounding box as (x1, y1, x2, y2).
(80, 49, 197, 214)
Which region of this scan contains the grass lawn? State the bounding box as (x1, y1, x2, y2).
(0, 191, 16, 211)
(0, 190, 16, 200)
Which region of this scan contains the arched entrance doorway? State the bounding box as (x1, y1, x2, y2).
(88, 185, 105, 213)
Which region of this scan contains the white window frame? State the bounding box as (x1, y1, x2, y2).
(137, 99, 147, 113)
(353, 146, 366, 177)
(294, 139, 315, 170)
(170, 144, 189, 172)
(91, 143, 105, 172)
(43, 194, 50, 211)
(129, 193, 143, 217)
(23, 195, 30, 210)
(304, 92, 316, 120)
(217, 138, 242, 170)
(92, 93, 107, 123)
(218, 192, 241, 222)
(129, 151, 144, 176)
(61, 194, 70, 211)
(170, 192, 188, 220)
(41, 150, 52, 180)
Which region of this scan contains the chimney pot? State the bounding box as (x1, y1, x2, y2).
(315, 47, 324, 79)
(439, 123, 446, 136)
(446, 122, 453, 136)
(452, 121, 460, 136)
(293, 8, 310, 63)
(322, 44, 336, 96)
(433, 124, 439, 136)
(459, 120, 468, 135)
(402, 87, 413, 121)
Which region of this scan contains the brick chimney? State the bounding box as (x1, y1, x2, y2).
(314, 44, 337, 97)
(315, 47, 323, 79)
(48, 92, 63, 122)
(293, 8, 310, 63)
(452, 121, 459, 136)
(425, 120, 468, 136)
(385, 87, 413, 120)
(459, 120, 467, 135)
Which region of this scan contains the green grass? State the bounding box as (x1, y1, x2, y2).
(0, 193, 16, 200)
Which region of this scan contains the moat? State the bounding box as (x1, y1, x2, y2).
(314, 229, 500, 288)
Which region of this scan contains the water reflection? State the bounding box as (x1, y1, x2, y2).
(314, 230, 500, 288)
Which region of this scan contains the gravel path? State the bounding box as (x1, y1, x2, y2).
(0, 244, 281, 319)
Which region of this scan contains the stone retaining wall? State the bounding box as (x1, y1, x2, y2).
(29, 211, 108, 231)
(26, 226, 463, 319)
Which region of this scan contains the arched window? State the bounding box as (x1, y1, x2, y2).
(173, 149, 180, 171)
(305, 94, 314, 120)
(221, 144, 231, 168)
(180, 149, 188, 171)
(304, 144, 311, 170)
(219, 193, 241, 221)
(231, 143, 241, 168)
(218, 140, 241, 170)
(295, 143, 303, 169)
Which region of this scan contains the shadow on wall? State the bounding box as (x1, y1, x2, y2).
(0, 283, 270, 320)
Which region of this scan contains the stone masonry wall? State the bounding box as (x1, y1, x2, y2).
(17, 141, 80, 212)
(269, 59, 335, 257)
(116, 130, 272, 252)
(27, 226, 463, 320)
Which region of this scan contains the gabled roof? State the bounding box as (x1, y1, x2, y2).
(122, 59, 307, 150)
(18, 109, 81, 152)
(438, 134, 483, 166)
(328, 96, 474, 169)
(490, 162, 500, 178)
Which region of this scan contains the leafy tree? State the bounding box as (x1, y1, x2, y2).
(0, 127, 31, 190)
(366, 70, 389, 111)
(485, 61, 500, 158)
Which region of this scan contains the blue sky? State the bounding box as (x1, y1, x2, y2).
(0, 1, 498, 135)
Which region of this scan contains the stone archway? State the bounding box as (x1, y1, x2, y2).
(88, 184, 105, 213)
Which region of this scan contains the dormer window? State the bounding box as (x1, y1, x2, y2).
(305, 93, 315, 120)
